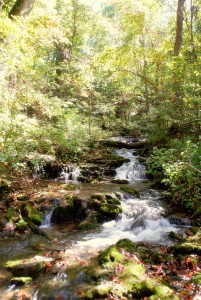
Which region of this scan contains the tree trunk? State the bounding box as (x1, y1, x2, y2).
(9, 0, 35, 19)
(174, 0, 186, 56)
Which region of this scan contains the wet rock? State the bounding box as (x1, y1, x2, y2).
(6, 255, 54, 277)
(111, 179, 129, 184)
(89, 193, 122, 219)
(51, 196, 88, 224)
(120, 185, 140, 196)
(77, 211, 100, 230)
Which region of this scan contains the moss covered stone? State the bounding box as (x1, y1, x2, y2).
(21, 203, 42, 225)
(151, 285, 179, 300)
(120, 185, 140, 197)
(90, 193, 122, 219)
(6, 256, 53, 277)
(16, 217, 28, 232)
(85, 284, 113, 299)
(99, 245, 124, 266)
(174, 242, 201, 255)
(5, 208, 16, 222)
(10, 277, 32, 285)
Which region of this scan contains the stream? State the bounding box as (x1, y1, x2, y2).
(0, 146, 189, 300)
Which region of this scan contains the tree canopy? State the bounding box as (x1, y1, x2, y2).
(0, 0, 200, 211)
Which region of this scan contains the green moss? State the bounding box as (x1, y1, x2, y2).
(85, 284, 112, 299)
(151, 285, 179, 300)
(120, 185, 140, 197)
(21, 203, 42, 225)
(5, 208, 16, 222)
(99, 204, 122, 216)
(99, 245, 124, 266)
(130, 279, 156, 297)
(10, 277, 32, 285)
(192, 272, 201, 285)
(174, 242, 201, 255)
(119, 263, 145, 281)
(6, 256, 53, 277)
(16, 217, 28, 232)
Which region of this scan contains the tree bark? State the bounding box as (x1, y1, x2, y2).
(174, 0, 186, 56)
(9, 0, 35, 19)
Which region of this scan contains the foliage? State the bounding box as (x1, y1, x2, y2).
(147, 140, 201, 212)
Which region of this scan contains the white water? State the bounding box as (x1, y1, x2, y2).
(40, 209, 54, 228)
(115, 148, 147, 181)
(75, 149, 179, 249)
(33, 163, 44, 179)
(77, 192, 178, 249)
(60, 166, 80, 183)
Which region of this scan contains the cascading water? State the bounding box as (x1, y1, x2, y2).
(60, 166, 81, 183)
(78, 191, 178, 249)
(33, 163, 45, 179)
(0, 146, 190, 300)
(40, 209, 54, 228)
(115, 148, 147, 181)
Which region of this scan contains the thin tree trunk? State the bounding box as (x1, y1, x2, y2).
(9, 0, 35, 19)
(174, 0, 186, 56)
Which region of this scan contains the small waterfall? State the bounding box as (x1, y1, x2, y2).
(33, 163, 45, 179)
(40, 209, 54, 228)
(78, 191, 179, 248)
(60, 166, 80, 183)
(115, 149, 147, 181)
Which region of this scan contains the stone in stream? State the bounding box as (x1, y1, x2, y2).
(6, 255, 54, 277)
(10, 276, 32, 285)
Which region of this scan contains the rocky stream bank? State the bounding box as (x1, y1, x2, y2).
(0, 138, 200, 300)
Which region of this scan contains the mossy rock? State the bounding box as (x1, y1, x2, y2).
(16, 218, 28, 232)
(99, 245, 124, 266)
(174, 242, 201, 255)
(21, 203, 42, 225)
(129, 279, 156, 297)
(121, 262, 145, 279)
(10, 277, 32, 285)
(77, 211, 100, 230)
(120, 185, 140, 197)
(5, 208, 16, 222)
(151, 285, 179, 300)
(85, 284, 112, 299)
(111, 179, 130, 184)
(6, 256, 53, 277)
(89, 193, 122, 219)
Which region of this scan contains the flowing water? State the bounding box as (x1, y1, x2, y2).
(60, 166, 81, 183)
(115, 149, 147, 181)
(0, 146, 186, 300)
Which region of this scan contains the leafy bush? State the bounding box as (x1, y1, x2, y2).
(147, 140, 201, 212)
